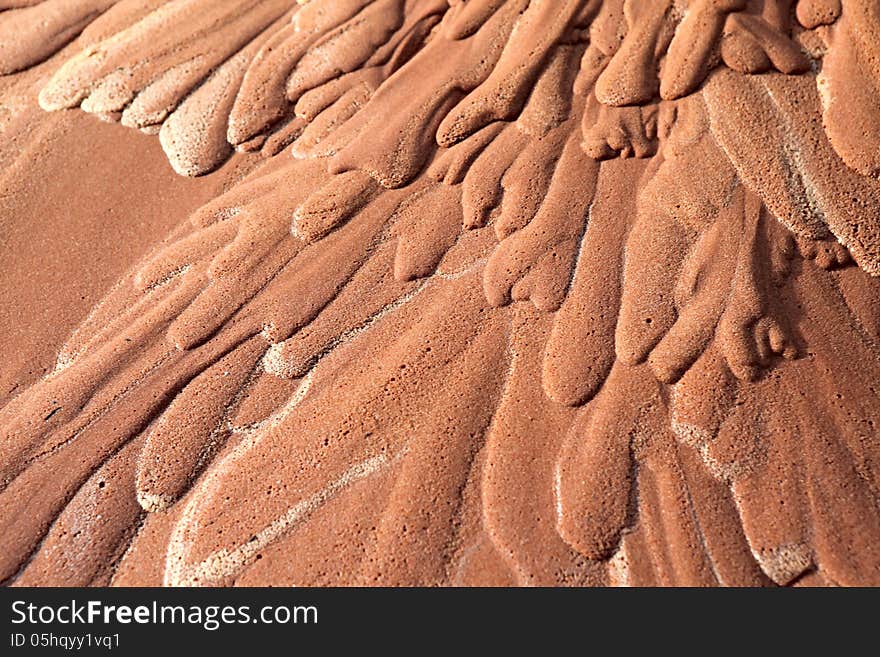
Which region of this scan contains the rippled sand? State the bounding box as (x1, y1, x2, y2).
(1, 0, 879, 586)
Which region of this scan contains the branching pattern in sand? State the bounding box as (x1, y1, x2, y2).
(1, 0, 880, 586)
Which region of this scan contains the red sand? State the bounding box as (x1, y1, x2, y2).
(1, 0, 879, 586)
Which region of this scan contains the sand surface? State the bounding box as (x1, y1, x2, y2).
(1, 0, 879, 586)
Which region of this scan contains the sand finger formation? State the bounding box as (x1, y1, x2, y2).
(0, 0, 879, 586)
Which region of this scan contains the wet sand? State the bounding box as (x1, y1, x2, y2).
(1, 0, 879, 586)
(0, 110, 228, 405)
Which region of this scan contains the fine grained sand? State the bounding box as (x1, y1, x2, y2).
(1, 0, 879, 587)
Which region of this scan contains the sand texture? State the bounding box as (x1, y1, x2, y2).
(1, 0, 879, 586)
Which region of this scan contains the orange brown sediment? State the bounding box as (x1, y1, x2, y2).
(0, 0, 879, 586)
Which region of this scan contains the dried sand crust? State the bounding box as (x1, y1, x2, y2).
(0, 0, 879, 586)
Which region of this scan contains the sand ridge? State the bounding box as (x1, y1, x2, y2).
(0, 0, 879, 586)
